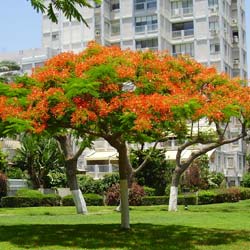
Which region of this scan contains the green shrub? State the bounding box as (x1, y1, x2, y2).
(242, 172, 250, 187)
(62, 193, 103, 206)
(238, 187, 250, 200)
(16, 188, 43, 198)
(77, 175, 103, 195)
(178, 194, 197, 205)
(141, 196, 168, 205)
(216, 188, 240, 203)
(198, 190, 217, 204)
(6, 167, 24, 179)
(101, 173, 119, 192)
(143, 186, 156, 196)
(1, 194, 60, 207)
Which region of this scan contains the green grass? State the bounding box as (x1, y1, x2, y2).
(1, 201, 250, 249)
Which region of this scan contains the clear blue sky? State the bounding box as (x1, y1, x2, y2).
(0, 0, 249, 73)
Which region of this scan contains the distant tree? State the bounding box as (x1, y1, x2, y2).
(131, 147, 174, 195)
(14, 133, 64, 188)
(0, 61, 21, 83)
(28, 0, 102, 26)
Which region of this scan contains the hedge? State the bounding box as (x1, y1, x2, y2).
(1, 194, 61, 207)
(62, 193, 103, 206)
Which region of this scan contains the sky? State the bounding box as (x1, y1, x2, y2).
(0, 0, 249, 73)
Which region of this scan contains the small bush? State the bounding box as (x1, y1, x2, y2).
(178, 194, 197, 205)
(62, 193, 103, 206)
(143, 186, 156, 196)
(101, 173, 119, 192)
(242, 172, 250, 187)
(16, 188, 43, 198)
(105, 183, 145, 206)
(105, 184, 120, 206)
(216, 188, 241, 203)
(0, 172, 7, 199)
(1, 194, 60, 207)
(141, 196, 168, 205)
(198, 190, 217, 204)
(77, 175, 103, 195)
(238, 187, 250, 200)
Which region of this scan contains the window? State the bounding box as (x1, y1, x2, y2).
(135, 15, 157, 33)
(173, 43, 194, 57)
(111, 21, 120, 35)
(111, 0, 119, 11)
(227, 157, 234, 169)
(210, 43, 220, 54)
(209, 20, 219, 31)
(208, 0, 218, 7)
(136, 38, 158, 50)
(134, 0, 157, 11)
(52, 32, 59, 40)
(172, 21, 193, 31)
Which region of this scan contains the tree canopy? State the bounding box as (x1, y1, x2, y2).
(0, 42, 249, 227)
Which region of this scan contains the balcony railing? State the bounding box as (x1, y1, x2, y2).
(172, 29, 194, 39)
(171, 7, 193, 17)
(135, 23, 158, 34)
(172, 52, 194, 58)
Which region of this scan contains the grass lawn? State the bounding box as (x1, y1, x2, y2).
(1, 201, 250, 250)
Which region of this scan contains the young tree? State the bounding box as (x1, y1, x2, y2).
(0, 43, 248, 227)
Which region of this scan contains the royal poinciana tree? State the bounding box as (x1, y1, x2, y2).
(0, 42, 249, 228)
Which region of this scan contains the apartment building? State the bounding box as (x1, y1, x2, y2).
(42, 0, 247, 80)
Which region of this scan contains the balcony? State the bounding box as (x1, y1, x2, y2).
(171, 7, 193, 18)
(172, 51, 194, 58)
(135, 23, 158, 34)
(172, 29, 194, 39)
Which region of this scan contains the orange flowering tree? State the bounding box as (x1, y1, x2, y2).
(0, 42, 249, 227)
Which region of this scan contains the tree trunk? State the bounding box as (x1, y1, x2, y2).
(117, 144, 132, 229)
(65, 160, 87, 214)
(168, 168, 182, 212)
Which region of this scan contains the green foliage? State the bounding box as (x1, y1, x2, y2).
(238, 187, 250, 200)
(13, 134, 64, 188)
(62, 193, 103, 206)
(46, 170, 67, 188)
(0, 150, 8, 172)
(77, 175, 103, 194)
(1, 194, 61, 207)
(141, 196, 168, 206)
(16, 189, 44, 198)
(241, 172, 250, 187)
(5, 167, 24, 179)
(28, 0, 101, 26)
(101, 173, 119, 192)
(131, 148, 175, 195)
(143, 186, 156, 196)
(0, 172, 7, 199)
(0, 61, 20, 72)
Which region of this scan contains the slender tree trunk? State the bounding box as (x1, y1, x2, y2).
(65, 159, 87, 214)
(168, 167, 182, 212)
(117, 144, 132, 229)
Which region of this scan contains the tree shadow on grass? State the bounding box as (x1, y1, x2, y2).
(0, 224, 249, 250)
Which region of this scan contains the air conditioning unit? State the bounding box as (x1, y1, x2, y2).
(95, 29, 101, 36)
(232, 19, 237, 25)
